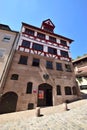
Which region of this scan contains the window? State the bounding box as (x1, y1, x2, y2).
(72, 86, 77, 95)
(28, 103, 34, 110)
(56, 85, 61, 95)
(65, 86, 72, 95)
(32, 58, 40, 67)
(26, 82, 33, 94)
(60, 40, 67, 46)
(46, 61, 53, 69)
(32, 43, 43, 51)
(11, 74, 19, 80)
(3, 36, 11, 42)
(60, 50, 69, 58)
(65, 64, 72, 72)
(56, 63, 63, 71)
(80, 85, 87, 90)
(25, 28, 34, 36)
(49, 36, 56, 42)
(18, 55, 28, 65)
(22, 40, 30, 48)
(37, 32, 45, 39)
(48, 47, 57, 55)
(44, 27, 53, 32)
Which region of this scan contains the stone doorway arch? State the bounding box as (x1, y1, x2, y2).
(0, 92, 18, 114)
(38, 83, 53, 107)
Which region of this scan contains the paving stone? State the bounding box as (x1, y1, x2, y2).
(0, 100, 87, 130)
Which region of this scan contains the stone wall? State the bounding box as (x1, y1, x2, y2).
(2, 50, 79, 111)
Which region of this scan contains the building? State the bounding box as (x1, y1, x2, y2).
(73, 55, 87, 91)
(0, 24, 18, 96)
(0, 19, 80, 114)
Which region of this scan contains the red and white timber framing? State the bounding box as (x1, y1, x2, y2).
(17, 20, 73, 62)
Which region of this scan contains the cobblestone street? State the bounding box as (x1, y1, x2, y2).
(0, 100, 87, 130)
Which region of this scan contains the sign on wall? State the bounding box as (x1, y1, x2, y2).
(38, 90, 44, 99)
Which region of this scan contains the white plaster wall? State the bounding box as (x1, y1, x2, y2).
(57, 39, 60, 43)
(46, 35, 49, 40)
(22, 27, 25, 32)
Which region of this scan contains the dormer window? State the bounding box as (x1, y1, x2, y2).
(44, 27, 53, 33)
(37, 32, 45, 39)
(25, 28, 34, 36)
(49, 36, 56, 42)
(41, 19, 55, 33)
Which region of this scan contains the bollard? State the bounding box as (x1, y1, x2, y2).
(36, 107, 40, 117)
(65, 102, 68, 110)
(64, 100, 69, 111)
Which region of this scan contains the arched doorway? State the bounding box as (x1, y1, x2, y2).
(0, 92, 18, 114)
(38, 83, 53, 107)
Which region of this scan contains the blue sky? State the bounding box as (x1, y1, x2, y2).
(0, 0, 87, 59)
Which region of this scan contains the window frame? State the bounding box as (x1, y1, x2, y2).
(26, 82, 33, 94)
(80, 85, 87, 90)
(32, 58, 40, 67)
(56, 62, 63, 71)
(37, 32, 45, 39)
(3, 35, 11, 42)
(18, 55, 28, 65)
(11, 74, 19, 80)
(65, 64, 72, 72)
(65, 86, 72, 95)
(56, 85, 61, 95)
(46, 61, 53, 69)
(44, 27, 53, 32)
(32, 43, 43, 51)
(60, 50, 69, 58)
(49, 36, 56, 42)
(48, 47, 57, 55)
(60, 40, 67, 46)
(25, 28, 34, 36)
(21, 40, 30, 48)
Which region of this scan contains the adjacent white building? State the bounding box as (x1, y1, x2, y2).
(0, 24, 18, 94)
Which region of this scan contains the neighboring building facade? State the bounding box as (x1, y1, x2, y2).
(0, 19, 80, 114)
(0, 24, 18, 95)
(73, 55, 87, 91)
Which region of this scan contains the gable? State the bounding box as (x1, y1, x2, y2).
(42, 19, 55, 28)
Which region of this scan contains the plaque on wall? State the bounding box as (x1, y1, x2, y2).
(38, 90, 44, 99)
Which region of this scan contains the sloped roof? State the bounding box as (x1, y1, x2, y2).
(0, 24, 11, 31)
(41, 19, 55, 28)
(73, 55, 87, 63)
(76, 66, 87, 76)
